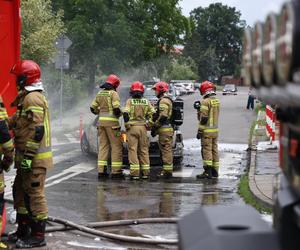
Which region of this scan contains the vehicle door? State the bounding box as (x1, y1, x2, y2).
(88, 116, 99, 153)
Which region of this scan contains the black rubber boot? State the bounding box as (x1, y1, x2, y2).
(8, 214, 31, 243)
(0, 241, 11, 249)
(98, 172, 109, 179)
(98, 166, 109, 179)
(16, 220, 46, 248)
(162, 171, 173, 179)
(211, 168, 219, 178)
(142, 170, 150, 180)
(196, 167, 212, 179)
(111, 173, 124, 179)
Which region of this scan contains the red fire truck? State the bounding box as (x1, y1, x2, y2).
(0, 0, 20, 114)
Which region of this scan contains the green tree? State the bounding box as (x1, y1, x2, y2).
(53, 0, 187, 95)
(162, 57, 198, 82)
(184, 3, 246, 80)
(21, 0, 65, 64)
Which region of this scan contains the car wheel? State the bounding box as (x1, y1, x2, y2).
(80, 133, 90, 155)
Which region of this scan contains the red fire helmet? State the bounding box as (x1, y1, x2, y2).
(199, 81, 215, 96)
(11, 60, 41, 86)
(130, 81, 145, 93)
(106, 74, 120, 88)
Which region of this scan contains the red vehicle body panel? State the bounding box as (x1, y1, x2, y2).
(0, 0, 20, 116)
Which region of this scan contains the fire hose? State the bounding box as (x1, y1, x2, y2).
(6, 198, 178, 245)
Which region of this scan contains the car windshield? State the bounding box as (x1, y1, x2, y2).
(144, 88, 157, 99)
(224, 84, 235, 90)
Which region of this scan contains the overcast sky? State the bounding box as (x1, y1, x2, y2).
(179, 0, 287, 27)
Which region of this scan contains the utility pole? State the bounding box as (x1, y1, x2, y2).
(54, 34, 72, 126)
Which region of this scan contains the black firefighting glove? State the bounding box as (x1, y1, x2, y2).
(0, 161, 10, 174)
(90, 107, 98, 115)
(196, 130, 202, 140)
(123, 112, 130, 123)
(151, 128, 157, 137)
(152, 113, 159, 122)
(193, 101, 201, 110)
(113, 108, 122, 118)
(2, 155, 13, 172)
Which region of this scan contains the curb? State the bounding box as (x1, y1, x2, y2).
(248, 113, 273, 209)
(248, 144, 273, 209)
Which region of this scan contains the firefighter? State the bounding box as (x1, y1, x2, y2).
(9, 60, 53, 248)
(123, 81, 155, 180)
(90, 74, 123, 179)
(196, 81, 220, 179)
(151, 82, 174, 179)
(0, 96, 14, 249)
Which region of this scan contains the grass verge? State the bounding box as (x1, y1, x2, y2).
(238, 173, 272, 214)
(248, 120, 256, 145)
(240, 108, 272, 214)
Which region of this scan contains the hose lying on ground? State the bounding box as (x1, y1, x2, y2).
(47, 217, 178, 232)
(47, 216, 178, 245)
(6, 197, 178, 245)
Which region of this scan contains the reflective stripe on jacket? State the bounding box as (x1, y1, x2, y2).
(14, 91, 53, 169)
(156, 96, 173, 133)
(198, 96, 220, 136)
(90, 90, 121, 126)
(124, 98, 155, 125)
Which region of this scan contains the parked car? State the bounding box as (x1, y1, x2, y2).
(174, 83, 187, 96)
(170, 80, 195, 95)
(182, 82, 195, 94)
(80, 116, 184, 170)
(144, 88, 158, 106)
(222, 84, 237, 95)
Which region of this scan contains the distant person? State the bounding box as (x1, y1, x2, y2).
(90, 74, 123, 179)
(247, 87, 255, 110)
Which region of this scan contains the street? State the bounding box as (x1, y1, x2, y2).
(4, 86, 256, 249)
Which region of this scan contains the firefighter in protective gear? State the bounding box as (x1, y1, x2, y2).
(123, 81, 155, 180)
(90, 74, 123, 179)
(9, 60, 53, 248)
(0, 96, 14, 249)
(152, 82, 174, 179)
(196, 81, 220, 179)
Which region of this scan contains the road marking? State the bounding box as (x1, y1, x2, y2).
(52, 134, 79, 146)
(4, 147, 91, 199)
(65, 133, 78, 143)
(45, 163, 94, 188)
(53, 149, 81, 164)
(52, 137, 59, 145)
(5, 162, 95, 199)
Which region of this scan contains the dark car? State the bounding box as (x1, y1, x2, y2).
(222, 84, 237, 95)
(80, 116, 184, 171)
(144, 87, 158, 106)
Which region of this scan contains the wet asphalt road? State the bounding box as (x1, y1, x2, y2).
(4, 87, 256, 249)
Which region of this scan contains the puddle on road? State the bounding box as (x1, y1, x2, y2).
(48, 141, 249, 223)
(67, 240, 126, 249)
(46, 140, 260, 249)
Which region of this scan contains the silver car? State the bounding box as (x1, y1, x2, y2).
(80, 116, 184, 170)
